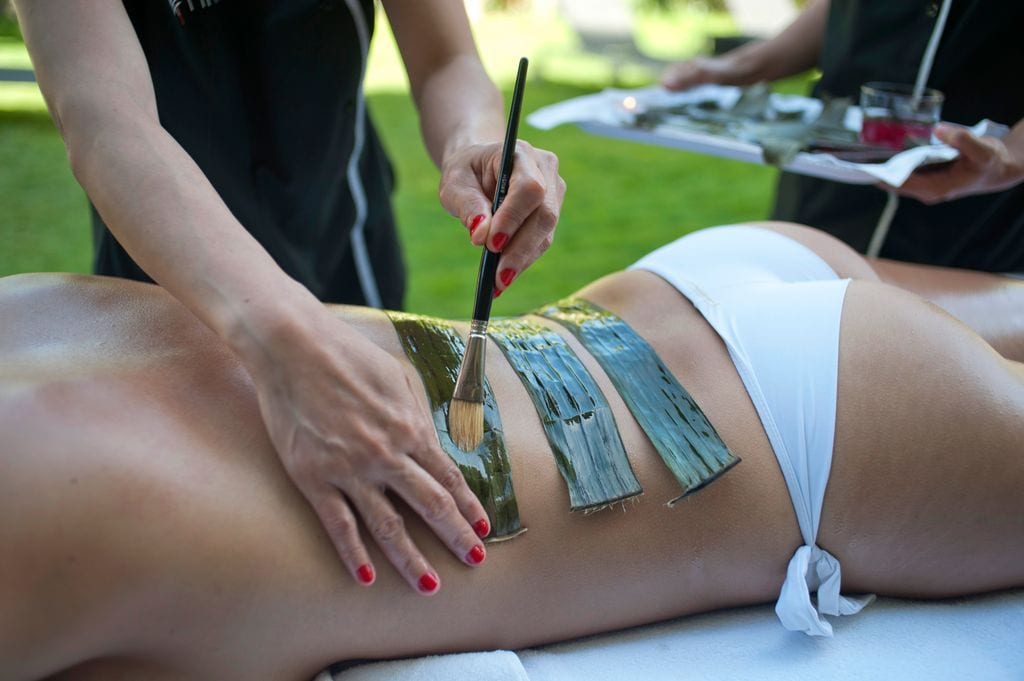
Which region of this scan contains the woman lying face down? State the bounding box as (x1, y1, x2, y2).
(1, 223, 1022, 681)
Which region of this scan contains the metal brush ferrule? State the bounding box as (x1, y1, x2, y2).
(452, 321, 489, 403)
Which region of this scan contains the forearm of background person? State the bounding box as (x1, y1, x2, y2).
(723, 0, 829, 82)
(974, 115, 1024, 190)
(17, 0, 490, 593)
(662, 0, 829, 89)
(734, 0, 829, 82)
(1001, 117, 1024, 183)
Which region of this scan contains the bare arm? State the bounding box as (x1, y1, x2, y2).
(661, 0, 829, 90)
(384, 0, 566, 294)
(19, 0, 288, 332)
(15, 0, 489, 594)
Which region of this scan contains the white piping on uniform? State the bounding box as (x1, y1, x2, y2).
(865, 190, 899, 258)
(866, 0, 953, 258)
(342, 0, 383, 308)
(913, 0, 953, 104)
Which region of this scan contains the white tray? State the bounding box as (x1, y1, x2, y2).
(578, 121, 883, 185)
(527, 86, 974, 187)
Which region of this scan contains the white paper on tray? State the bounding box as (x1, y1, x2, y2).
(526, 85, 742, 130)
(527, 86, 1007, 187)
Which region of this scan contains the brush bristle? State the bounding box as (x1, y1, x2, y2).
(448, 398, 484, 451)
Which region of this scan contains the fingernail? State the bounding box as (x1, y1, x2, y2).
(499, 268, 517, 288)
(473, 518, 491, 538)
(493, 287, 503, 299)
(469, 214, 485, 236)
(356, 564, 375, 585)
(466, 545, 486, 565)
(418, 572, 440, 594)
(491, 232, 509, 252)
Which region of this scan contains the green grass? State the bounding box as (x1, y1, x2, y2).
(0, 6, 809, 318)
(0, 110, 90, 274)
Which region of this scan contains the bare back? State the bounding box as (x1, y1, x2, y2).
(1, 249, 1022, 680)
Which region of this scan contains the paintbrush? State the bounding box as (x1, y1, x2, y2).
(448, 56, 529, 452)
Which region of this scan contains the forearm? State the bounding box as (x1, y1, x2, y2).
(384, 0, 563, 283)
(987, 116, 1024, 194)
(18, 0, 322, 365)
(1002, 117, 1024, 180)
(71, 126, 333, 379)
(383, 0, 505, 167)
(721, 0, 829, 84)
(65, 102, 318, 351)
(414, 55, 505, 168)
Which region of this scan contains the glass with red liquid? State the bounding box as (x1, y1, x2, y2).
(859, 82, 944, 150)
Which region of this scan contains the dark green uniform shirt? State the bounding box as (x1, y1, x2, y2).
(773, 0, 1024, 272)
(94, 0, 405, 307)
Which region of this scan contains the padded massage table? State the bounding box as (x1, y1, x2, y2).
(322, 589, 1024, 680)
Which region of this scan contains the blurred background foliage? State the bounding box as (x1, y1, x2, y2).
(0, 1, 19, 38)
(0, 0, 813, 318)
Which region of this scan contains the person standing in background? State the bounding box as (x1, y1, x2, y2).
(14, 0, 565, 595)
(662, 0, 1024, 273)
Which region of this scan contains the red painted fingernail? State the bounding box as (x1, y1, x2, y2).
(499, 268, 517, 288)
(418, 572, 440, 594)
(469, 214, 485, 235)
(493, 287, 503, 299)
(473, 518, 491, 538)
(466, 544, 486, 565)
(491, 232, 509, 251)
(356, 564, 375, 585)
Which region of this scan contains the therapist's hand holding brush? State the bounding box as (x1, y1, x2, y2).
(438, 75, 565, 300)
(449, 58, 537, 451)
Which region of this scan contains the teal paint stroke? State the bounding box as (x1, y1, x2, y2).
(488, 318, 642, 512)
(386, 311, 523, 541)
(538, 298, 740, 504)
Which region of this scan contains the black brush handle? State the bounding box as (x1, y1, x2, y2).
(472, 57, 528, 323)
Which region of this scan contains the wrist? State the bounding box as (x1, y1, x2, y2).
(436, 91, 505, 168)
(724, 43, 772, 84)
(1004, 126, 1024, 185)
(219, 277, 326, 372)
(441, 122, 502, 171)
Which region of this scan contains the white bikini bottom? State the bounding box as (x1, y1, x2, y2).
(630, 224, 874, 636)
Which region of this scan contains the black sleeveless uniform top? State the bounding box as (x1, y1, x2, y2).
(772, 0, 1024, 272)
(94, 0, 405, 307)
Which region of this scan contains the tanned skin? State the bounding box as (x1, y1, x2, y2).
(1, 224, 1022, 681)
